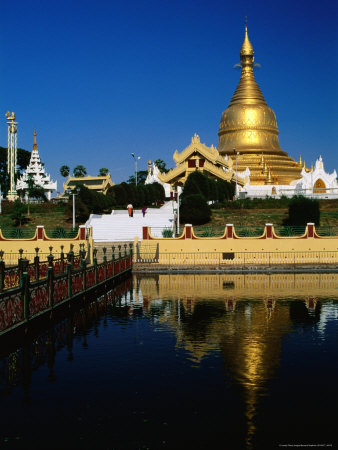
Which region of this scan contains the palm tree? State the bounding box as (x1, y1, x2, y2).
(60, 165, 70, 178)
(99, 168, 109, 176)
(73, 165, 87, 177)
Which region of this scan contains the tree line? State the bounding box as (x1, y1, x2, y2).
(72, 182, 165, 222)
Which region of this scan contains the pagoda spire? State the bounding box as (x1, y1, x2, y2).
(228, 21, 266, 107)
(33, 130, 37, 150)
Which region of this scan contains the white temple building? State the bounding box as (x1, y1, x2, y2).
(145, 155, 338, 200)
(145, 160, 183, 198)
(16, 131, 57, 200)
(238, 156, 338, 199)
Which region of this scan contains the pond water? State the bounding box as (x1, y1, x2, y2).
(0, 273, 337, 450)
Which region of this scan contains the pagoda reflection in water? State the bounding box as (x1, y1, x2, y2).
(133, 272, 337, 449)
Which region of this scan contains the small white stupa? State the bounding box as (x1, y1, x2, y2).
(16, 130, 57, 200)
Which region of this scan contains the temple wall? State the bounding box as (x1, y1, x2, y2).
(135, 224, 338, 266)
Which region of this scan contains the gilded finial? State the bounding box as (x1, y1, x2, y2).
(240, 18, 254, 56)
(33, 130, 37, 150)
(266, 168, 274, 184)
(299, 155, 302, 166)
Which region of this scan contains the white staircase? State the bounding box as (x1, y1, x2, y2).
(85, 202, 174, 242)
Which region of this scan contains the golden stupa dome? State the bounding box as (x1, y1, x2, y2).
(218, 23, 302, 185)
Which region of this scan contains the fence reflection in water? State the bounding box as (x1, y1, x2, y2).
(0, 277, 132, 394)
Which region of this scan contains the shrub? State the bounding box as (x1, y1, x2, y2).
(180, 194, 211, 225)
(162, 227, 173, 237)
(284, 196, 320, 226)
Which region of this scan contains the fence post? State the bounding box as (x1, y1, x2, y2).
(118, 245, 122, 274)
(103, 247, 107, 280)
(66, 251, 73, 298)
(129, 243, 133, 268)
(47, 252, 54, 308)
(69, 244, 74, 267)
(112, 246, 115, 278)
(82, 255, 87, 291)
(18, 248, 24, 278)
(0, 251, 5, 293)
(60, 245, 65, 273)
(34, 247, 40, 281)
(21, 259, 30, 322)
(93, 248, 98, 284)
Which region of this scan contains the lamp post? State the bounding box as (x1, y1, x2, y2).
(177, 188, 180, 235)
(173, 185, 180, 235)
(131, 153, 141, 186)
(67, 187, 80, 229)
(233, 148, 239, 199)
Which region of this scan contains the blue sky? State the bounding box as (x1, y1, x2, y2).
(1, 0, 337, 191)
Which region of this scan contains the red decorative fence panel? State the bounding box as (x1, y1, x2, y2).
(4, 268, 20, 290)
(73, 257, 81, 269)
(27, 264, 37, 283)
(114, 262, 120, 275)
(53, 278, 68, 304)
(107, 262, 114, 278)
(53, 259, 64, 275)
(29, 285, 49, 316)
(39, 263, 49, 279)
(0, 293, 23, 332)
(98, 266, 105, 283)
(86, 268, 96, 288)
(71, 273, 83, 295)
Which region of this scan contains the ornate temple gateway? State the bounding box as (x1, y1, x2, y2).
(156, 133, 245, 197)
(149, 24, 338, 199)
(16, 131, 57, 200)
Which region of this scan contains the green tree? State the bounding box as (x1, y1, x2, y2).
(127, 170, 148, 185)
(154, 159, 169, 174)
(0, 146, 31, 197)
(180, 194, 211, 225)
(17, 174, 47, 216)
(73, 165, 87, 177)
(111, 184, 128, 207)
(99, 168, 109, 176)
(60, 165, 70, 178)
(10, 199, 27, 227)
(182, 171, 210, 200)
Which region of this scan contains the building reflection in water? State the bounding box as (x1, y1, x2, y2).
(133, 272, 337, 449)
(0, 273, 336, 449)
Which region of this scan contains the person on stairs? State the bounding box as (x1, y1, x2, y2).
(127, 203, 133, 217)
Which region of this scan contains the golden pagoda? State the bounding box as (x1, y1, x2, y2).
(218, 24, 302, 185)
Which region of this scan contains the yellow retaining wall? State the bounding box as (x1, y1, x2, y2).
(0, 225, 94, 265)
(135, 223, 338, 266)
